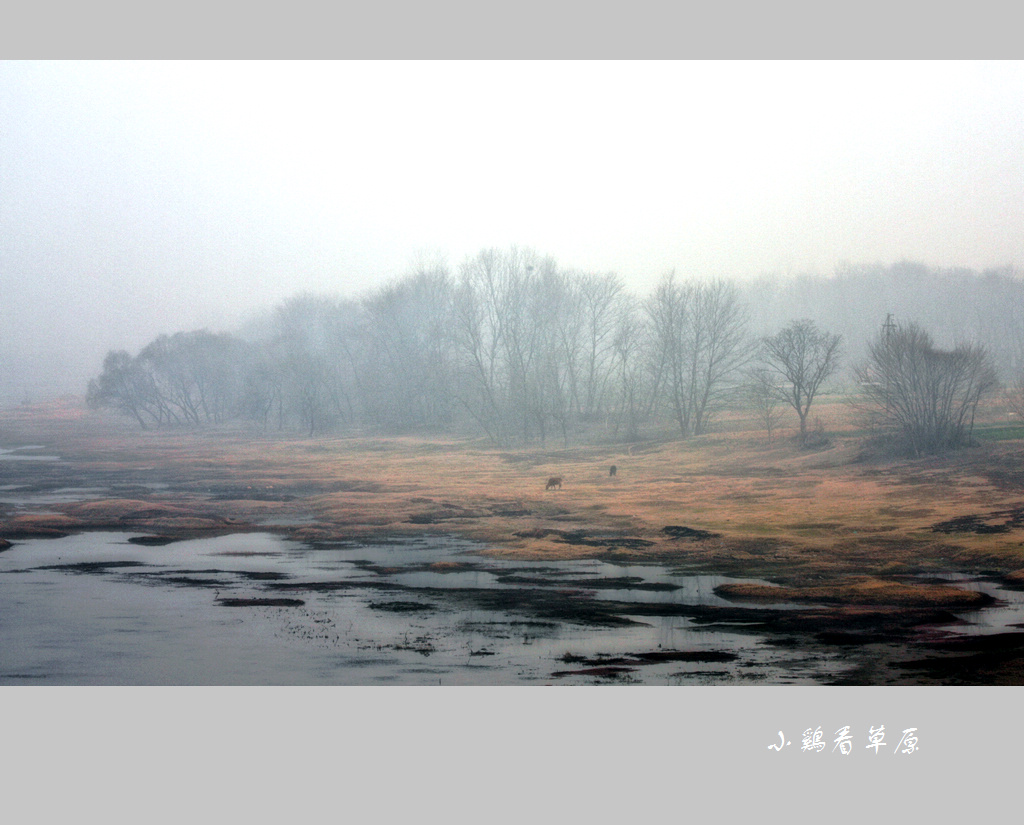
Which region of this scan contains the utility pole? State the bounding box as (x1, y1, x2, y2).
(882, 314, 897, 414)
(883, 313, 897, 345)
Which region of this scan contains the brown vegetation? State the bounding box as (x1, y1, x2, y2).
(6, 397, 1024, 616)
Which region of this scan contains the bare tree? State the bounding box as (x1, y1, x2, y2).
(263, 294, 359, 435)
(646, 273, 752, 438)
(451, 247, 585, 446)
(761, 319, 842, 446)
(451, 247, 547, 444)
(530, 267, 575, 446)
(572, 272, 624, 421)
(608, 296, 657, 440)
(452, 250, 511, 444)
(855, 322, 998, 455)
(87, 350, 161, 428)
(88, 332, 251, 429)
(362, 267, 456, 432)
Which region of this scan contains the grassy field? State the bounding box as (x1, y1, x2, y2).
(5, 395, 1024, 613)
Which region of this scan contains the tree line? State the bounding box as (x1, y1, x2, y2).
(87, 248, 1010, 453)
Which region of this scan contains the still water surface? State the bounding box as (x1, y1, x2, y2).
(0, 530, 853, 685)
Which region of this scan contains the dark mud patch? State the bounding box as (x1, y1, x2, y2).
(610, 599, 969, 650)
(894, 631, 1024, 683)
(407, 504, 486, 524)
(264, 570, 980, 643)
(933, 516, 1011, 535)
(407, 514, 444, 525)
(217, 597, 306, 607)
(157, 575, 233, 588)
(814, 630, 905, 646)
(272, 578, 649, 627)
(932, 506, 1024, 535)
(369, 600, 435, 613)
(236, 571, 288, 581)
(127, 535, 180, 546)
(213, 551, 282, 558)
(268, 579, 372, 594)
(756, 606, 978, 665)
(917, 630, 1024, 654)
(513, 527, 655, 551)
(350, 559, 485, 577)
(560, 649, 738, 668)
(455, 588, 645, 627)
(152, 567, 275, 587)
(36, 560, 149, 573)
(662, 525, 721, 541)
(551, 666, 635, 679)
(488, 504, 532, 517)
(1, 528, 72, 540)
(631, 649, 737, 664)
(551, 648, 739, 679)
(495, 573, 678, 592)
(555, 532, 655, 551)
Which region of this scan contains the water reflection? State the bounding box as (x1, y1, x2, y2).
(0, 446, 60, 461)
(916, 572, 1024, 636)
(3, 531, 1021, 685)
(0, 531, 840, 685)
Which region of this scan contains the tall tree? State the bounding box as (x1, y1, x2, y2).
(646, 273, 752, 438)
(575, 272, 625, 420)
(761, 319, 842, 445)
(608, 296, 657, 440)
(86, 350, 160, 428)
(363, 267, 456, 432)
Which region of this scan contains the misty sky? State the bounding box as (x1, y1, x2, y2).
(3, 60, 1024, 400)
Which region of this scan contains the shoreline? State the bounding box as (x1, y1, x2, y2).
(5, 402, 1024, 683)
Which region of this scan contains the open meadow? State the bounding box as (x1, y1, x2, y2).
(5, 397, 1024, 684)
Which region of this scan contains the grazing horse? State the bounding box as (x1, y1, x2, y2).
(609, 465, 617, 477)
(545, 476, 563, 490)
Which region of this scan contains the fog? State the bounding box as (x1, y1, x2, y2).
(3, 60, 1024, 402)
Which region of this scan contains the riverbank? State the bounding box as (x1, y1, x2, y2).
(5, 400, 1024, 683)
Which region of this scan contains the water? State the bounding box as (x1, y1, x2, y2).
(0, 530, 851, 685)
(917, 572, 1024, 636)
(0, 445, 60, 461)
(0, 486, 108, 506)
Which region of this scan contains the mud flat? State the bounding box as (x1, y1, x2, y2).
(0, 530, 823, 685)
(5, 402, 1024, 684)
(5, 528, 1014, 685)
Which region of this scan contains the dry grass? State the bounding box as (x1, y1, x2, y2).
(5, 397, 1024, 610)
